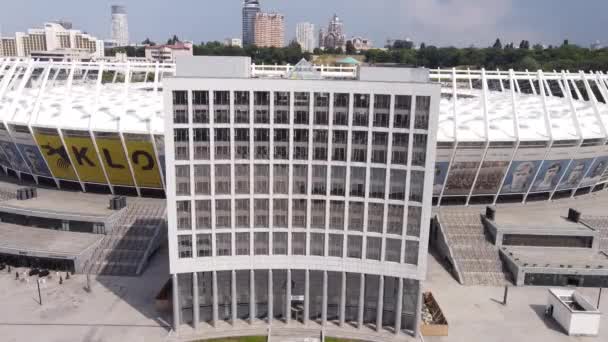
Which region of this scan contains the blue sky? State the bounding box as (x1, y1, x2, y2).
(1, 0, 606, 47)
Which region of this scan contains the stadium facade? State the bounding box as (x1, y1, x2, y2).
(1, 58, 608, 207)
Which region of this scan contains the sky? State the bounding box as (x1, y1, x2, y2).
(1, 0, 607, 48)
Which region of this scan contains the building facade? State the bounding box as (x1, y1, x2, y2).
(111, 5, 129, 47)
(253, 12, 284, 48)
(349, 37, 373, 51)
(1, 22, 104, 58)
(296, 22, 315, 53)
(224, 38, 243, 48)
(242, 0, 261, 46)
(145, 42, 194, 63)
(319, 14, 346, 50)
(164, 57, 439, 339)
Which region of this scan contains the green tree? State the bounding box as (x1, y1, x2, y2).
(519, 40, 530, 50)
(167, 35, 180, 45)
(142, 38, 156, 46)
(492, 38, 503, 49)
(345, 40, 356, 54)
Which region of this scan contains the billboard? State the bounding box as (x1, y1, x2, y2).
(557, 143, 605, 190)
(529, 160, 569, 192)
(500, 143, 548, 194)
(62, 130, 108, 184)
(472, 144, 515, 195)
(443, 144, 485, 196)
(93, 132, 135, 186)
(124, 133, 163, 189)
(0, 124, 29, 173)
(9, 125, 52, 177)
(33, 127, 78, 181)
(580, 156, 608, 187)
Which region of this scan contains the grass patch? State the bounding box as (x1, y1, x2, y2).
(195, 337, 266, 342)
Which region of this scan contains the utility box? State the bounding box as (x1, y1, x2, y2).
(546, 288, 601, 336)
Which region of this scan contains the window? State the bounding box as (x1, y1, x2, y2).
(174, 128, 189, 160)
(293, 129, 308, 160)
(254, 232, 269, 255)
(332, 130, 347, 161)
(254, 92, 270, 123)
(234, 91, 250, 123)
(193, 128, 210, 160)
(412, 134, 427, 166)
(292, 199, 307, 228)
(235, 164, 250, 194)
(409, 171, 425, 202)
(214, 91, 230, 123)
(392, 133, 409, 165)
(254, 129, 269, 160)
(214, 128, 230, 160)
(235, 199, 250, 228)
(350, 167, 366, 197)
(273, 232, 288, 255)
(215, 199, 231, 228)
(274, 91, 290, 124)
(314, 93, 329, 125)
(196, 234, 212, 257)
(172, 91, 188, 124)
(367, 203, 384, 233)
(254, 165, 269, 194)
(385, 239, 401, 263)
(194, 165, 210, 195)
(175, 165, 190, 196)
(273, 199, 288, 227)
(347, 235, 363, 258)
(192, 91, 209, 123)
(292, 232, 306, 255)
(371, 132, 388, 164)
(178, 235, 193, 258)
(366, 237, 381, 261)
(312, 165, 327, 195)
(236, 232, 250, 255)
(369, 168, 386, 199)
(353, 94, 370, 127)
(333, 93, 349, 126)
(348, 202, 364, 231)
(389, 170, 407, 200)
(328, 234, 343, 257)
(415, 96, 431, 130)
(404, 240, 419, 265)
(214, 165, 231, 194)
(274, 129, 289, 160)
(176, 201, 191, 230)
(373, 94, 390, 128)
(387, 205, 404, 235)
(273, 165, 289, 194)
(293, 165, 308, 195)
(330, 166, 346, 196)
(394, 95, 411, 128)
(407, 206, 422, 237)
(310, 233, 325, 256)
(254, 199, 269, 228)
(294, 92, 310, 124)
(195, 200, 212, 229)
(351, 131, 367, 163)
(311, 200, 326, 229)
(235, 128, 250, 160)
(216, 233, 232, 256)
(329, 201, 345, 230)
(313, 130, 328, 161)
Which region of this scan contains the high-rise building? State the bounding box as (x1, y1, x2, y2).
(254, 12, 284, 48)
(164, 56, 439, 339)
(319, 14, 346, 50)
(111, 5, 129, 47)
(242, 0, 261, 46)
(296, 22, 315, 53)
(0, 22, 104, 58)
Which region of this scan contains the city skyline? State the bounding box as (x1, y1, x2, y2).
(1, 0, 606, 48)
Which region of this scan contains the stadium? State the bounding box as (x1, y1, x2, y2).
(1, 58, 608, 206)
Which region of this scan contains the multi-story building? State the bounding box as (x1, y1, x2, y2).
(296, 22, 315, 53)
(164, 56, 439, 340)
(254, 12, 284, 48)
(145, 42, 194, 63)
(111, 5, 129, 47)
(319, 14, 346, 50)
(0, 22, 104, 58)
(224, 38, 243, 48)
(349, 37, 373, 51)
(242, 0, 261, 46)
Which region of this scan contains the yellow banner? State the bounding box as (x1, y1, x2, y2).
(94, 134, 135, 186)
(125, 135, 162, 189)
(63, 132, 107, 184)
(34, 129, 78, 181)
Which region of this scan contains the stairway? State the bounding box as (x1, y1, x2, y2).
(436, 209, 510, 286)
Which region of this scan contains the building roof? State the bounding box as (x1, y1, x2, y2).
(336, 57, 360, 65)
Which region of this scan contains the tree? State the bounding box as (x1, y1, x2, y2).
(392, 40, 414, 50)
(492, 38, 503, 49)
(419, 42, 426, 50)
(141, 38, 156, 46)
(562, 39, 569, 47)
(516, 56, 540, 71)
(345, 40, 356, 54)
(167, 35, 180, 45)
(519, 40, 530, 50)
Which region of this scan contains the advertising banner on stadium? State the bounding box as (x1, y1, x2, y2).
(33, 127, 78, 181)
(93, 132, 135, 186)
(443, 143, 485, 196)
(124, 134, 163, 189)
(500, 144, 548, 194)
(580, 156, 608, 187)
(433, 145, 454, 196)
(558, 143, 604, 190)
(0, 124, 29, 172)
(154, 134, 166, 180)
(528, 145, 576, 193)
(62, 130, 108, 184)
(472, 143, 515, 195)
(8, 125, 52, 177)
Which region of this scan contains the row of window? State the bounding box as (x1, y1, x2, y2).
(173, 128, 428, 165)
(172, 91, 431, 130)
(175, 164, 425, 202)
(175, 198, 422, 236)
(177, 232, 420, 265)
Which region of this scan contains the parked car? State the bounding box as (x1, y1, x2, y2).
(28, 268, 40, 276)
(38, 269, 50, 277)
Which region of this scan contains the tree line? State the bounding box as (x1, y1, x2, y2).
(105, 37, 608, 72)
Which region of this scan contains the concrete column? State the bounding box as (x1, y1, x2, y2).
(394, 278, 403, 335)
(413, 281, 422, 338)
(286, 269, 291, 324)
(339, 272, 346, 327)
(303, 270, 309, 324)
(357, 273, 365, 329)
(250, 270, 256, 324)
(232, 270, 237, 325)
(212, 271, 218, 326)
(172, 274, 180, 331)
(376, 276, 384, 332)
(192, 272, 200, 330)
(268, 269, 274, 323)
(321, 271, 328, 326)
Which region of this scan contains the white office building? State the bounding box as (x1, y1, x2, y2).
(296, 22, 315, 53)
(164, 57, 439, 340)
(111, 5, 129, 47)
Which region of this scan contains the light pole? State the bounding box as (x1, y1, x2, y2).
(37, 278, 42, 305)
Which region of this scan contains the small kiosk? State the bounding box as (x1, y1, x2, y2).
(546, 288, 601, 336)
